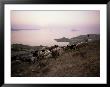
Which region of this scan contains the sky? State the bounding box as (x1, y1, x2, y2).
(11, 10, 100, 46)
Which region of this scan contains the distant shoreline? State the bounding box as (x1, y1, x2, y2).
(11, 34, 100, 47)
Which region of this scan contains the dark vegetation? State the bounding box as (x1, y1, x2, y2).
(11, 40, 100, 77)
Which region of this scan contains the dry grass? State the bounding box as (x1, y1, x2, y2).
(11, 40, 100, 77)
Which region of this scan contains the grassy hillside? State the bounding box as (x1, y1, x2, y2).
(11, 40, 100, 77)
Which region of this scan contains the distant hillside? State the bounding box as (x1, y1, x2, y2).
(71, 34, 100, 40)
(69, 34, 100, 45)
(54, 37, 70, 42)
(54, 34, 100, 45)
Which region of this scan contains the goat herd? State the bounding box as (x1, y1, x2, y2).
(12, 42, 88, 65)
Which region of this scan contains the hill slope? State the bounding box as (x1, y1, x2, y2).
(54, 34, 100, 45)
(11, 40, 100, 77)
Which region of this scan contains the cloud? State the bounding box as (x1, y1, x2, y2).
(11, 28, 40, 31)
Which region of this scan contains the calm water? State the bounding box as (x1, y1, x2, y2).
(11, 26, 99, 47)
(11, 30, 70, 47)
